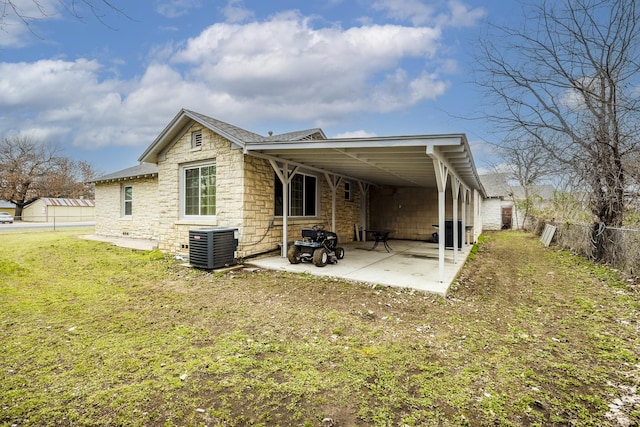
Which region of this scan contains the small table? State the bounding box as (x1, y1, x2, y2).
(367, 229, 393, 252)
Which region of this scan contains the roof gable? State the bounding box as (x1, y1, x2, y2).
(138, 109, 325, 164)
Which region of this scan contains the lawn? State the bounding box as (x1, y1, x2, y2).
(1, 229, 639, 426)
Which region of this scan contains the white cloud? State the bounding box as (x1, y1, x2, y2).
(333, 130, 378, 138)
(446, 0, 486, 27)
(171, 12, 444, 118)
(0, 7, 461, 152)
(155, 0, 203, 18)
(222, 0, 254, 23)
(372, 0, 485, 28)
(372, 0, 435, 26)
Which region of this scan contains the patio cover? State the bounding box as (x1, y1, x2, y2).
(243, 134, 486, 284)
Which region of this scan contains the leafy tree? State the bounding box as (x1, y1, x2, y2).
(478, 0, 640, 259)
(0, 135, 98, 218)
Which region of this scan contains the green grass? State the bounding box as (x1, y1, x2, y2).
(1, 229, 639, 426)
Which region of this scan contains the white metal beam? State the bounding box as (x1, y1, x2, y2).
(324, 173, 342, 232)
(431, 156, 449, 283)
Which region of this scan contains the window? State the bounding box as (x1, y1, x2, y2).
(274, 172, 317, 217)
(191, 131, 202, 149)
(122, 185, 132, 217)
(344, 181, 352, 201)
(182, 162, 216, 217)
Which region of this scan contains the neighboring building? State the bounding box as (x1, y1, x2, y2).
(480, 173, 514, 230)
(0, 200, 16, 215)
(22, 198, 95, 223)
(480, 173, 554, 230)
(92, 109, 486, 281)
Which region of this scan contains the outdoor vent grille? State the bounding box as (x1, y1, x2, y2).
(189, 228, 238, 269)
(192, 131, 203, 148)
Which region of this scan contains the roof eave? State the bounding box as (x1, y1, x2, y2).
(90, 172, 158, 184)
(138, 109, 247, 164)
(244, 134, 465, 151)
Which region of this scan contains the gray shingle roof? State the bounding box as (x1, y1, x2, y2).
(184, 110, 266, 142)
(185, 110, 326, 143)
(91, 162, 158, 183)
(265, 128, 326, 141)
(480, 173, 556, 200)
(479, 173, 511, 198)
(138, 109, 328, 164)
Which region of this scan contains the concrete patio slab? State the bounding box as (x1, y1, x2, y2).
(246, 240, 472, 295)
(79, 234, 159, 251)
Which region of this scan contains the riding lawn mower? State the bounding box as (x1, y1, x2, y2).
(287, 225, 345, 267)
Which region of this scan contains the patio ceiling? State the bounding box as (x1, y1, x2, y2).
(244, 134, 486, 194)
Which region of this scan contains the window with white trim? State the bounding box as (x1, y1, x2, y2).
(274, 172, 317, 217)
(191, 131, 202, 149)
(122, 185, 132, 217)
(181, 162, 216, 217)
(344, 181, 352, 201)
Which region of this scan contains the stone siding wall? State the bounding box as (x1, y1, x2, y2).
(369, 187, 440, 240)
(94, 177, 159, 239)
(370, 186, 478, 241)
(240, 156, 363, 257)
(319, 178, 362, 242)
(156, 124, 245, 256)
(96, 123, 365, 257)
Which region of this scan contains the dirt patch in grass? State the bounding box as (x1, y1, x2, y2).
(1, 230, 639, 426)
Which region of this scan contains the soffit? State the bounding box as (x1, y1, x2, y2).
(244, 135, 486, 195)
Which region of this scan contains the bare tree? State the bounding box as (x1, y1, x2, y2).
(1, 0, 127, 34)
(491, 134, 557, 229)
(0, 135, 97, 218)
(477, 0, 640, 259)
(47, 157, 98, 199)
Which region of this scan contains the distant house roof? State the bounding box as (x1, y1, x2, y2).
(480, 173, 555, 200)
(0, 200, 16, 208)
(26, 198, 95, 208)
(480, 173, 512, 198)
(91, 162, 158, 184)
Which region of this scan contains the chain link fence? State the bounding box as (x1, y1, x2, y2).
(535, 220, 640, 276)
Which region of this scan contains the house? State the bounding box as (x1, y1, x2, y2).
(21, 198, 95, 223)
(480, 173, 554, 230)
(0, 200, 16, 215)
(92, 109, 486, 283)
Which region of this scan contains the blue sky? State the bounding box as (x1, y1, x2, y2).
(0, 0, 521, 175)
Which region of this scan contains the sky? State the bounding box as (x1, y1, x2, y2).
(0, 0, 522, 176)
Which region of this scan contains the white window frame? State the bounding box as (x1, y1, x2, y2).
(274, 171, 319, 218)
(344, 180, 353, 201)
(122, 184, 132, 218)
(180, 160, 217, 220)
